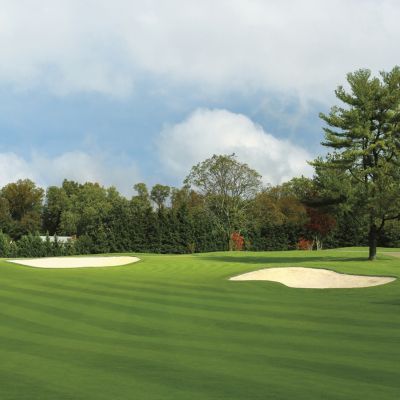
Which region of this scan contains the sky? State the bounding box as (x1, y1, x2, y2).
(0, 0, 399, 196)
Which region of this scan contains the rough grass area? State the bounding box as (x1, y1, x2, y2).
(1, 248, 400, 400)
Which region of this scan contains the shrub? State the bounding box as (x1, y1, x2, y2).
(230, 232, 245, 251)
(297, 237, 313, 250)
(17, 234, 46, 257)
(0, 231, 11, 257)
(74, 234, 93, 254)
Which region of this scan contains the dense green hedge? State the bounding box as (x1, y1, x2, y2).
(1, 177, 398, 258)
(0, 232, 76, 258)
(1, 209, 391, 258)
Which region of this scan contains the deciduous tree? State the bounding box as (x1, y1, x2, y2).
(150, 184, 171, 210)
(1, 179, 44, 238)
(184, 154, 261, 248)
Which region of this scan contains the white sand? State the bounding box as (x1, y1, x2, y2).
(229, 267, 396, 288)
(7, 256, 140, 269)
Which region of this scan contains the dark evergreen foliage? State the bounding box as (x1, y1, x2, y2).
(0, 175, 382, 258)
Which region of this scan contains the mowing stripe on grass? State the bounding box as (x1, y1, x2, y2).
(1, 249, 400, 399)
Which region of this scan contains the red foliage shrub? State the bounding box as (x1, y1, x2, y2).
(297, 237, 313, 250)
(231, 232, 245, 251)
(305, 208, 336, 237)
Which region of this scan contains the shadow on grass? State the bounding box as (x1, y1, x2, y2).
(201, 255, 368, 265)
(373, 299, 400, 306)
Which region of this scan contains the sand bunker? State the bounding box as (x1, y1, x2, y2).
(7, 256, 140, 269)
(229, 267, 396, 289)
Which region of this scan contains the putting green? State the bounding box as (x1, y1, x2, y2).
(1, 248, 400, 399)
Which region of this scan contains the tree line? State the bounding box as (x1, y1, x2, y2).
(1, 67, 399, 259)
(0, 169, 398, 258)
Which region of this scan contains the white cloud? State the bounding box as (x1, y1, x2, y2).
(156, 108, 314, 185)
(0, 151, 141, 197)
(0, 0, 399, 101)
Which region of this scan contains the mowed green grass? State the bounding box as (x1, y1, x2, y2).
(1, 249, 400, 400)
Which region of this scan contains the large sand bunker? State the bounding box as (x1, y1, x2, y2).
(7, 256, 140, 269)
(230, 267, 396, 289)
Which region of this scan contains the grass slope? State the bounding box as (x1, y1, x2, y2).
(0, 249, 400, 400)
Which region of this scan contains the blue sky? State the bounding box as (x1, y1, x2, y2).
(0, 0, 398, 196)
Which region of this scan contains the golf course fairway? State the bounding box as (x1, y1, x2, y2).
(1, 248, 400, 400)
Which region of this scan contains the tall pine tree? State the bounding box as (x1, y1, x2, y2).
(313, 67, 400, 260)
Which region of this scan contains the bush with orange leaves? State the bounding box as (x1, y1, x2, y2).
(297, 237, 313, 250)
(230, 232, 245, 251)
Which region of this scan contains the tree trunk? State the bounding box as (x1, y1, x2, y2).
(368, 223, 377, 261)
(314, 236, 322, 250)
(227, 230, 233, 251)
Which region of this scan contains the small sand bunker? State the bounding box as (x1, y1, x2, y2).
(230, 267, 396, 289)
(7, 256, 140, 269)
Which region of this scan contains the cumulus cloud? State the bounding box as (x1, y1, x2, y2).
(0, 151, 141, 196)
(156, 109, 314, 185)
(0, 0, 399, 101)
